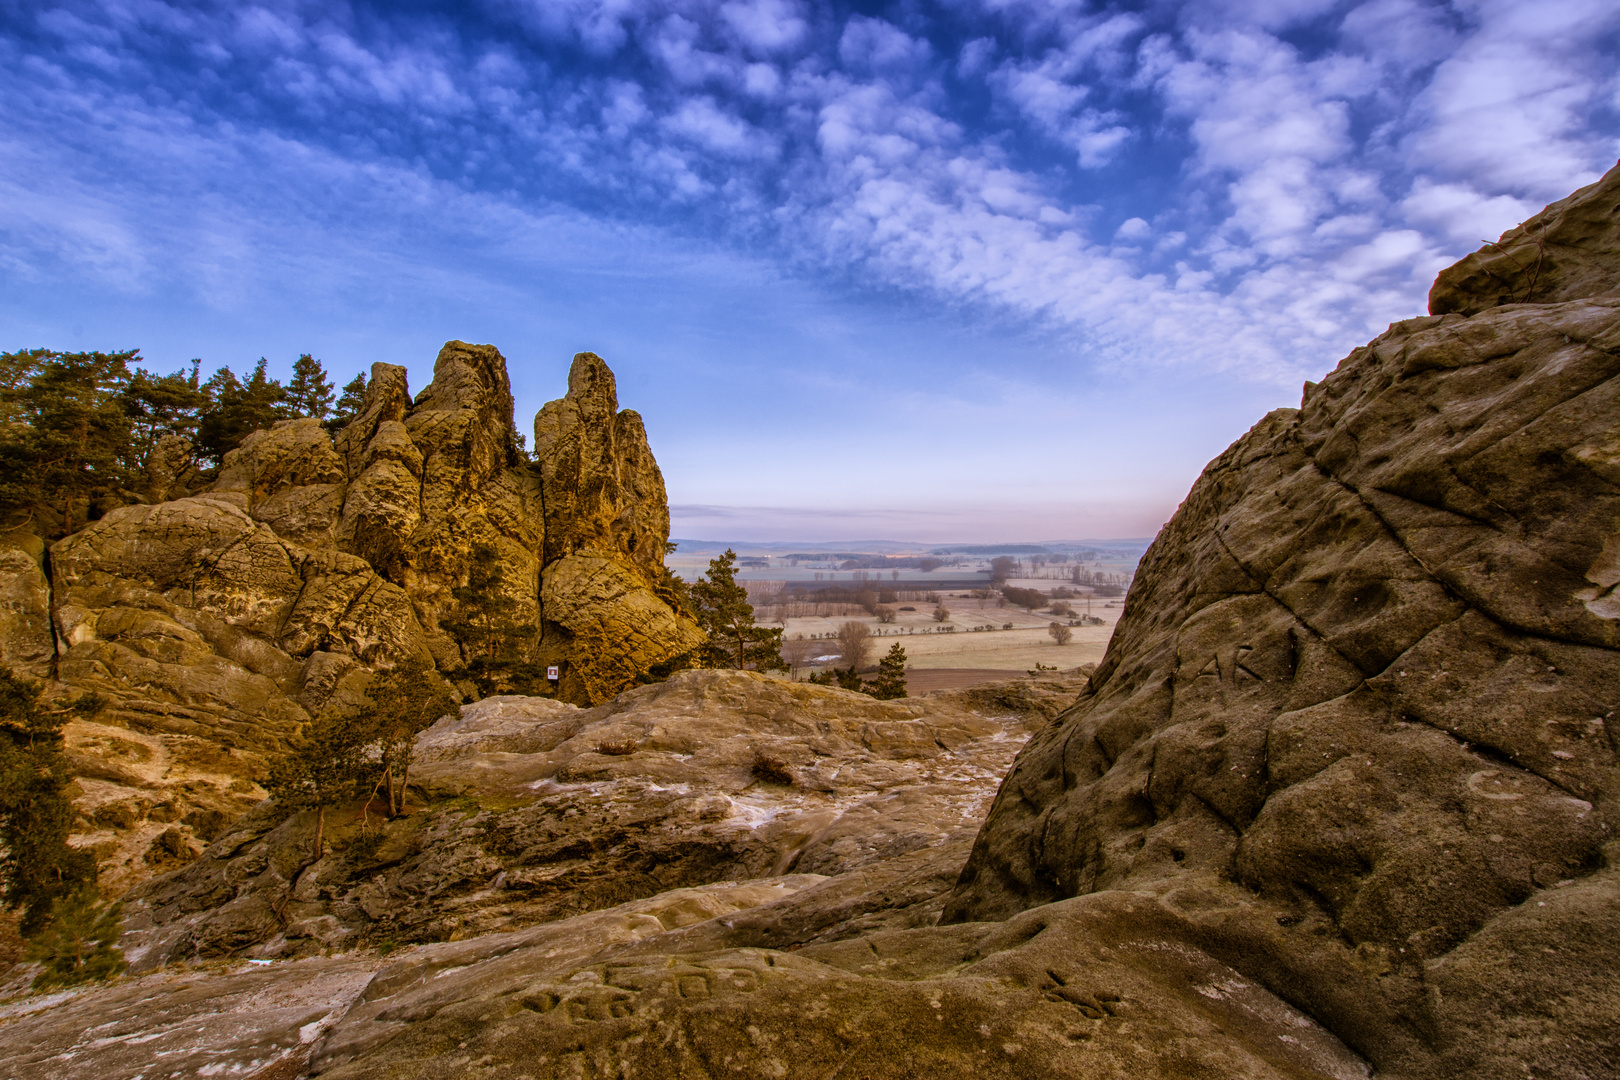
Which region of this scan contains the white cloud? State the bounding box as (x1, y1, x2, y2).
(663, 96, 773, 157)
(1115, 217, 1150, 241)
(1405, 0, 1620, 197)
(837, 17, 930, 73)
(6, 0, 1618, 398)
(720, 0, 808, 55)
(1399, 178, 1537, 246)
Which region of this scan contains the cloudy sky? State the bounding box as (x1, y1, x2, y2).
(2, 1, 1617, 542)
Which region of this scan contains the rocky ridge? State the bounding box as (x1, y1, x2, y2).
(0, 345, 700, 893)
(111, 671, 1082, 970)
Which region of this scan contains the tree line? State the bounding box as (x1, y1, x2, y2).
(0, 348, 364, 540)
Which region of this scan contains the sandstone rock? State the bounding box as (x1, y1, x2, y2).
(0, 531, 52, 679)
(112, 670, 1074, 972)
(141, 433, 197, 503)
(538, 553, 705, 704)
(531, 352, 698, 701)
(1431, 159, 1620, 316)
(309, 885, 1372, 1080)
(533, 352, 670, 578)
(215, 418, 348, 509)
(946, 195, 1620, 1076)
(0, 879, 824, 1080)
(0, 342, 700, 899)
(332, 363, 411, 478)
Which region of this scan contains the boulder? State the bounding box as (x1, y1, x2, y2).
(1430, 159, 1620, 316)
(946, 176, 1620, 1078)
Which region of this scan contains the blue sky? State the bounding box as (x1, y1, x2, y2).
(2, 1, 1617, 542)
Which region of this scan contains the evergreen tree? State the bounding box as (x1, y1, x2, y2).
(863, 643, 908, 700)
(326, 370, 368, 434)
(688, 549, 786, 671)
(23, 885, 127, 989)
(442, 543, 545, 696)
(808, 667, 864, 691)
(0, 349, 136, 537)
(357, 662, 458, 817)
(264, 709, 367, 859)
(195, 359, 288, 464)
(0, 668, 97, 935)
(120, 363, 207, 481)
(286, 354, 336, 420)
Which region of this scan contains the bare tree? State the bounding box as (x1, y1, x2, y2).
(1048, 622, 1073, 645)
(874, 605, 897, 623)
(781, 634, 816, 677)
(1049, 600, 1073, 617)
(837, 621, 873, 669)
(932, 605, 950, 623)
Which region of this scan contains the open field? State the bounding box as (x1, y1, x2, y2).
(776, 580, 1123, 675)
(665, 541, 1141, 679)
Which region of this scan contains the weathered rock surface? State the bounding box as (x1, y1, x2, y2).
(0, 530, 53, 680)
(532, 352, 704, 703)
(111, 670, 1079, 971)
(0, 343, 699, 893)
(5, 677, 1376, 1080)
(1430, 160, 1620, 317)
(946, 162, 1620, 1079)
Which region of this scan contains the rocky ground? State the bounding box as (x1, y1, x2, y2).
(102, 670, 1082, 972)
(3, 165, 1620, 1080)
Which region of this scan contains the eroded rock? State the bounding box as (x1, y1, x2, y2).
(946, 173, 1620, 1078)
(0, 343, 702, 896)
(113, 671, 1079, 971)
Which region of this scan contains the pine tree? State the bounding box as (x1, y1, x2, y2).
(23, 885, 127, 989)
(688, 549, 786, 672)
(0, 668, 97, 935)
(264, 709, 366, 859)
(325, 371, 368, 434)
(0, 349, 137, 537)
(195, 359, 288, 464)
(121, 363, 208, 480)
(286, 354, 336, 420)
(356, 662, 458, 817)
(864, 643, 908, 700)
(442, 543, 545, 696)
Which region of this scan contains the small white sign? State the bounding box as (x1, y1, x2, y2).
(546, 665, 560, 681)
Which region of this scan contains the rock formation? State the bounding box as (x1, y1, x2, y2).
(2, 344, 700, 892)
(110, 670, 1080, 969)
(946, 162, 1620, 1078)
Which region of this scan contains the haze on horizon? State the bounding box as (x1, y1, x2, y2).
(2, 0, 1617, 543)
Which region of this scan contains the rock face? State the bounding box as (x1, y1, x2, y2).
(111, 670, 1080, 971)
(946, 162, 1620, 1079)
(532, 352, 701, 703)
(1, 343, 698, 892)
(1430, 163, 1620, 317)
(7, 674, 1378, 1080)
